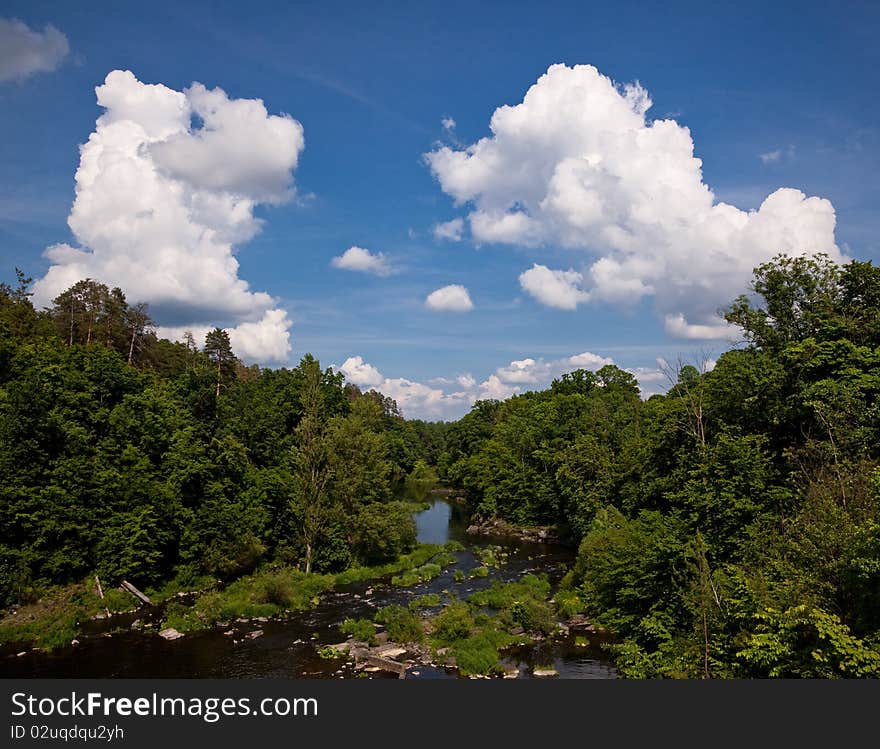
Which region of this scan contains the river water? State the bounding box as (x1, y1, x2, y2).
(3, 498, 617, 678)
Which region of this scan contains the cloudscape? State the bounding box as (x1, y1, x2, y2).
(2, 4, 876, 419)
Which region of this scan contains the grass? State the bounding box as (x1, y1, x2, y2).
(341, 617, 378, 646)
(146, 572, 217, 604)
(392, 562, 442, 587)
(0, 578, 138, 651)
(374, 604, 424, 643)
(160, 542, 463, 634)
(409, 593, 442, 609)
(429, 600, 525, 676)
(162, 569, 335, 633)
(2, 537, 467, 649)
(469, 574, 551, 609)
(474, 544, 509, 567)
(554, 588, 587, 618)
(469, 574, 555, 635)
(422, 572, 562, 675)
(469, 566, 489, 579)
(333, 544, 445, 586)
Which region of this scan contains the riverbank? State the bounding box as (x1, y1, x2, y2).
(2, 499, 617, 679)
(465, 516, 561, 544)
(320, 573, 606, 678)
(0, 542, 460, 654)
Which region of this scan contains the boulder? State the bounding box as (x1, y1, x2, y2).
(158, 628, 184, 641)
(375, 645, 407, 660)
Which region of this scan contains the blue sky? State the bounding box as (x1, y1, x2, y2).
(1, 1, 878, 418)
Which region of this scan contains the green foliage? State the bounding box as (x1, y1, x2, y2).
(353, 501, 417, 565)
(392, 562, 442, 587)
(340, 617, 377, 646)
(554, 588, 587, 618)
(432, 601, 475, 643)
(160, 569, 334, 633)
(4, 257, 880, 679)
(405, 460, 439, 502)
(375, 604, 424, 643)
(448, 632, 514, 676)
(469, 574, 555, 634)
(474, 544, 508, 567)
(735, 605, 880, 678)
(332, 544, 445, 586)
(410, 593, 441, 609)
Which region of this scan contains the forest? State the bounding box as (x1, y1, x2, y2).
(1, 253, 879, 678)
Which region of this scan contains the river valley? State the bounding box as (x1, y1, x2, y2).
(3, 499, 617, 679)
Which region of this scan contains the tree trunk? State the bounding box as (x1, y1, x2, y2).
(128, 328, 137, 365)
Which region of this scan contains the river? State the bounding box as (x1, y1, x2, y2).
(4, 498, 617, 678)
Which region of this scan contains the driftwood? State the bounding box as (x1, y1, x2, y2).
(359, 654, 407, 678)
(119, 580, 152, 605)
(94, 575, 110, 618)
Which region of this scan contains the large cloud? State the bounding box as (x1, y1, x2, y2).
(337, 349, 617, 420)
(0, 17, 69, 82)
(32, 70, 303, 362)
(426, 63, 843, 338)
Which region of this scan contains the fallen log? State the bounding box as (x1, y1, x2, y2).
(120, 580, 152, 605)
(358, 654, 407, 679)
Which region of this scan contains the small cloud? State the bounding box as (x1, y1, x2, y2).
(433, 217, 464, 242)
(759, 144, 796, 164)
(442, 116, 456, 131)
(0, 17, 70, 82)
(331, 246, 395, 276)
(425, 284, 473, 312)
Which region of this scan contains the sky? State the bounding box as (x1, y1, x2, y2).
(1, 1, 878, 419)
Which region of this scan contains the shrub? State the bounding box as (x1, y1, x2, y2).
(375, 604, 423, 643)
(432, 601, 474, 643)
(341, 617, 377, 645)
(255, 573, 294, 607)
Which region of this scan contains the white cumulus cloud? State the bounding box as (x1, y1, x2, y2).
(336, 349, 616, 419)
(519, 264, 590, 310)
(425, 63, 843, 338)
(0, 17, 69, 82)
(425, 284, 474, 312)
(331, 246, 394, 276)
(32, 69, 303, 363)
(338, 355, 385, 387)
